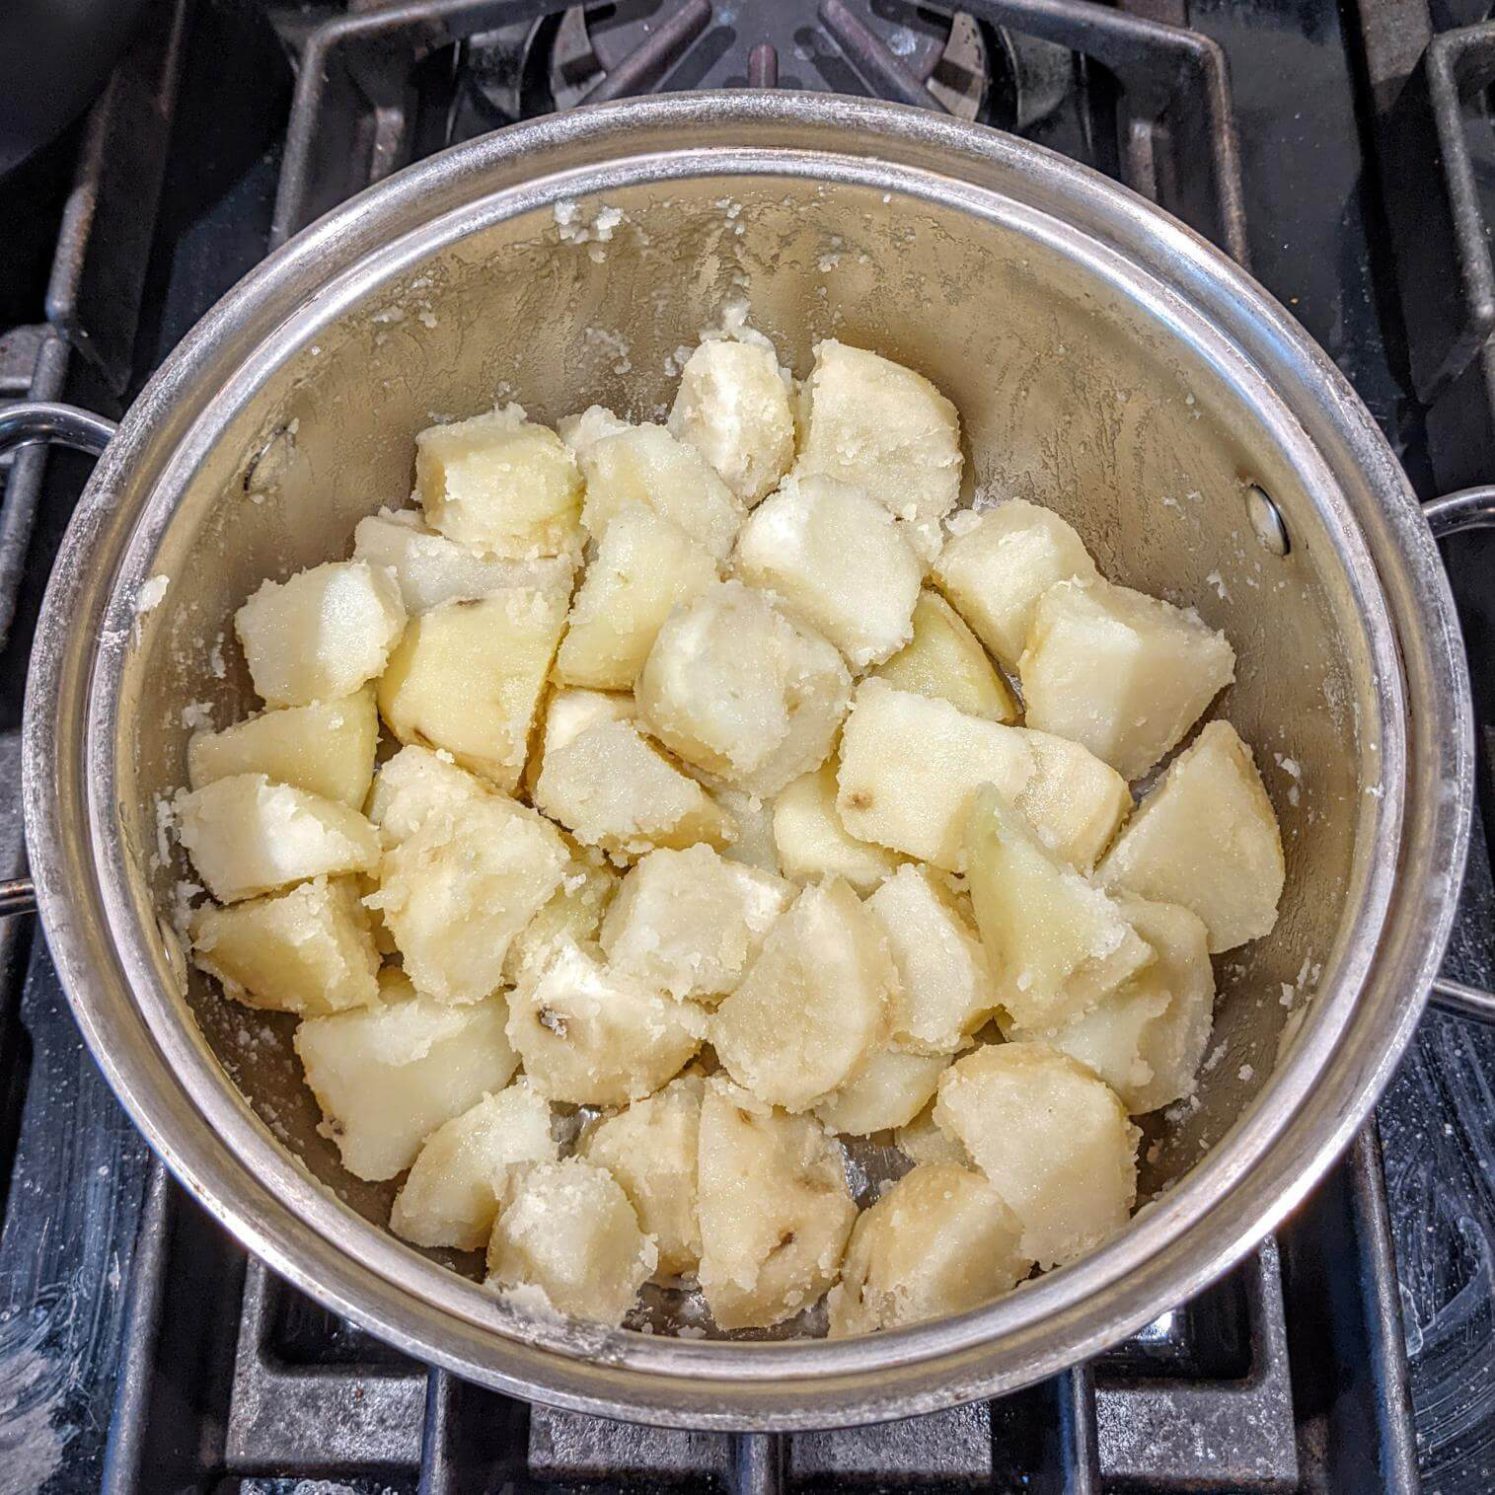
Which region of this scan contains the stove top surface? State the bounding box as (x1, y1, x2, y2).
(1, 1, 1493, 1489)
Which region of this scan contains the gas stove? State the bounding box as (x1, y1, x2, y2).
(0, 1, 1492, 1489)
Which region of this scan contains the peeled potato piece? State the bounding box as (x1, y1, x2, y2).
(835, 681, 1130, 873)
(366, 744, 486, 845)
(1020, 578, 1236, 781)
(735, 474, 923, 670)
(415, 404, 583, 558)
(895, 1102, 972, 1168)
(827, 1163, 1031, 1335)
(502, 844, 619, 985)
(932, 500, 1098, 667)
(873, 590, 1017, 723)
(793, 340, 962, 559)
(390, 1081, 556, 1250)
(370, 788, 568, 1004)
(711, 878, 895, 1112)
(668, 336, 795, 504)
(575, 417, 745, 559)
(1018, 897, 1216, 1114)
(190, 876, 380, 1016)
(636, 582, 850, 798)
(553, 504, 719, 690)
(377, 586, 567, 795)
(532, 716, 735, 863)
(188, 688, 378, 809)
(353, 507, 574, 613)
(965, 785, 1152, 1033)
(486, 1158, 656, 1327)
(934, 1042, 1139, 1269)
(583, 1074, 703, 1277)
(176, 774, 380, 904)
(524, 687, 637, 796)
(772, 759, 900, 894)
(868, 864, 996, 1054)
(1097, 720, 1285, 953)
(295, 990, 518, 1181)
(557, 404, 632, 457)
(599, 844, 792, 1002)
(696, 1080, 856, 1330)
(812, 1048, 947, 1136)
(506, 939, 704, 1106)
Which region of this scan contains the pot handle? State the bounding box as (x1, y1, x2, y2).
(0, 401, 118, 920)
(1424, 487, 1495, 1023)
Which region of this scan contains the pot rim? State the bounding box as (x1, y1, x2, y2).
(20, 92, 1472, 1428)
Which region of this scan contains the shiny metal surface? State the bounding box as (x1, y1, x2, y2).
(17, 94, 1473, 1427)
(0, 400, 117, 459)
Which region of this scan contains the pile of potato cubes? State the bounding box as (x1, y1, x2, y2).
(173, 323, 1285, 1337)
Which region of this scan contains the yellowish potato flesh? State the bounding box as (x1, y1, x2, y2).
(190, 876, 380, 1016)
(486, 1158, 656, 1327)
(696, 1080, 855, 1330)
(873, 590, 1017, 722)
(365, 744, 488, 846)
(415, 405, 583, 558)
(377, 587, 567, 795)
(1097, 719, 1285, 953)
(235, 559, 407, 708)
(711, 878, 895, 1112)
(390, 1081, 556, 1250)
(812, 1048, 947, 1136)
(582, 1073, 703, 1277)
(933, 1041, 1139, 1269)
(932, 500, 1097, 667)
(501, 844, 619, 985)
(895, 1101, 972, 1168)
(1020, 578, 1236, 781)
(826, 1163, 1030, 1335)
(295, 990, 518, 1181)
(772, 759, 900, 894)
(188, 688, 378, 809)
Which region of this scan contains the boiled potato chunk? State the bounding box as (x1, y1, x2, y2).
(1023, 897, 1215, 1114)
(965, 785, 1151, 1032)
(415, 404, 582, 558)
(812, 1048, 947, 1135)
(826, 1163, 1030, 1335)
(668, 336, 795, 505)
(873, 590, 1016, 723)
(377, 587, 567, 794)
(868, 864, 996, 1054)
(1097, 720, 1284, 952)
(176, 774, 379, 903)
(557, 403, 632, 457)
(711, 878, 895, 1111)
(187, 688, 378, 809)
(835, 681, 1129, 872)
(1020, 578, 1236, 781)
(353, 507, 574, 613)
(598, 844, 792, 1002)
(582, 1074, 703, 1277)
(772, 759, 900, 894)
(933, 500, 1098, 667)
(235, 559, 406, 708)
(365, 743, 486, 845)
(532, 716, 735, 862)
(486, 1158, 656, 1327)
(933, 1042, 1139, 1269)
(190, 876, 379, 1016)
(636, 582, 850, 798)
(696, 1081, 856, 1330)
(735, 474, 923, 669)
(553, 503, 718, 690)
(370, 789, 568, 1003)
(501, 844, 619, 984)
(525, 687, 637, 795)
(895, 1102, 972, 1168)
(389, 1081, 556, 1250)
(576, 417, 745, 560)
(505, 939, 704, 1105)
(793, 340, 962, 559)
(295, 990, 518, 1181)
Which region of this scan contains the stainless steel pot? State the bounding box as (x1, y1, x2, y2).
(0, 93, 1481, 1428)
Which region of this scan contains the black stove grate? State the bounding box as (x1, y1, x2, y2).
(0, 0, 1481, 1488)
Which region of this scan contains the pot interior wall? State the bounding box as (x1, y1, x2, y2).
(113, 174, 1371, 1325)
